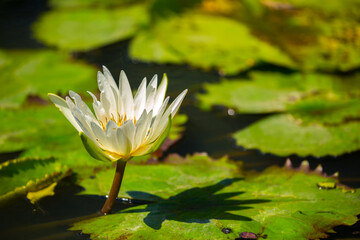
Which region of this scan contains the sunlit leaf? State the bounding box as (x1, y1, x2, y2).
(130, 13, 295, 75)
(0, 50, 96, 109)
(26, 182, 57, 204)
(197, 72, 360, 113)
(197, 72, 360, 156)
(233, 113, 360, 157)
(0, 157, 70, 204)
(71, 154, 360, 240)
(243, 1, 360, 72)
(33, 4, 149, 51)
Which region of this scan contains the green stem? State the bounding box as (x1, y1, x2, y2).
(100, 160, 127, 215)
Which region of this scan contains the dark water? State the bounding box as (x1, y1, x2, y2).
(0, 0, 359, 239)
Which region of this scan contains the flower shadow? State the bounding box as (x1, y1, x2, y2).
(120, 178, 270, 230)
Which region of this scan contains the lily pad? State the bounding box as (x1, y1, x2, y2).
(130, 13, 295, 75)
(71, 154, 360, 240)
(197, 72, 360, 156)
(0, 50, 96, 109)
(197, 72, 360, 113)
(33, 4, 149, 51)
(233, 113, 360, 157)
(0, 157, 70, 204)
(245, 1, 360, 72)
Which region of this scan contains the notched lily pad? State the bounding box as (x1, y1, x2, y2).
(0, 157, 70, 204)
(0, 49, 96, 109)
(130, 13, 294, 75)
(71, 155, 360, 240)
(233, 113, 360, 157)
(33, 4, 149, 51)
(197, 72, 360, 156)
(197, 72, 360, 113)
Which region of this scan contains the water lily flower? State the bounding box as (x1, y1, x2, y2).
(48, 66, 187, 214)
(48, 66, 187, 162)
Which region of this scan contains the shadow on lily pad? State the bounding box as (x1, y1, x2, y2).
(122, 178, 270, 230)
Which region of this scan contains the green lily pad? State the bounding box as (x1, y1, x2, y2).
(71, 154, 360, 239)
(0, 50, 96, 109)
(77, 154, 238, 197)
(197, 72, 360, 113)
(245, 1, 360, 72)
(197, 72, 360, 156)
(0, 157, 70, 204)
(0, 105, 99, 169)
(234, 113, 360, 157)
(130, 13, 295, 75)
(33, 4, 149, 51)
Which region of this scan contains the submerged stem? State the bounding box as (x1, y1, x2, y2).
(100, 160, 127, 215)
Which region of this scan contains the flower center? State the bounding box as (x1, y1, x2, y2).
(99, 111, 137, 131)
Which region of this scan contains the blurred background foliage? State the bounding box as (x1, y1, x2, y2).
(0, 0, 360, 239)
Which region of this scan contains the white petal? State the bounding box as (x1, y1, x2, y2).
(165, 89, 188, 118)
(90, 122, 108, 148)
(119, 120, 135, 155)
(147, 74, 158, 94)
(146, 97, 169, 140)
(119, 70, 134, 119)
(88, 91, 107, 124)
(48, 93, 82, 132)
(133, 77, 147, 119)
(132, 144, 153, 156)
(116, 127, 129, 156)
(69, 90, 97, 122)
(145, 75, 158, 112)
(153, 74, 168, 115)
(104, 120, 119, 152)
(102, 65, 118, 91)
(66, 97, 98, 144)
(98, 71, 117, 116)
(134, 110, 152, 149)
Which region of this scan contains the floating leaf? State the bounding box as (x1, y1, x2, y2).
(130, 13, 295, 75)
(197, 72, 360, 156)
(71, 154, 360, 240)
(77, 154, 239, 197)
(33, 4, 149, 51)
(0, 105, 94, 169)
(233, 113, 360, 157)
(0, 50, 96, 109)
(244, 1, 360, 71)
(26, 182, 57, 204)
(0, 157, 70, 204)
(197, 72, 360, 113)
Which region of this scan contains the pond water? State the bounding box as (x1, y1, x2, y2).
(0, 0, 359, 239)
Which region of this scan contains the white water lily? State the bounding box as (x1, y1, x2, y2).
(49, 66, 187, 162)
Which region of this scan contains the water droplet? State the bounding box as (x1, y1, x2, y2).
(221, 228, 232, 234)
(228, 108, 235, 116)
